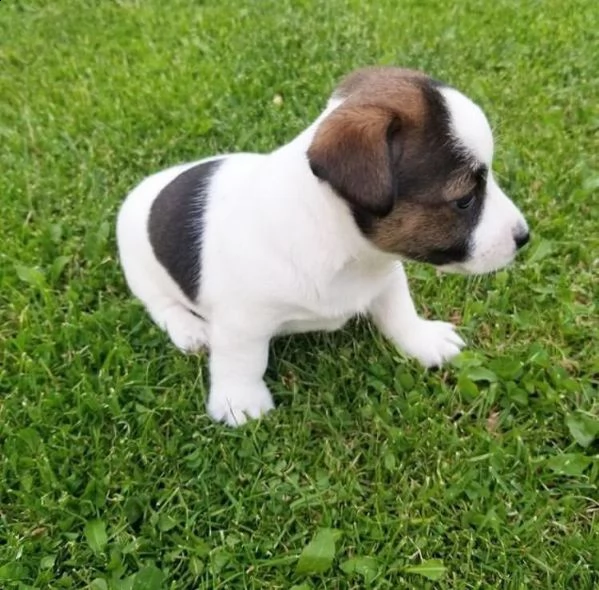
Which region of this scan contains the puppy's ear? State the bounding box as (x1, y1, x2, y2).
(307, 105, 401, 217)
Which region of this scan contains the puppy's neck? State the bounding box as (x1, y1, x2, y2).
(279, 98, 345, 156)
(267, 98, 388, 266)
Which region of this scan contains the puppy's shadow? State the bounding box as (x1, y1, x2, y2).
(265, 317, 396, 410)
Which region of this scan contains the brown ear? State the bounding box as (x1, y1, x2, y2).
(307, 105, 399, 216)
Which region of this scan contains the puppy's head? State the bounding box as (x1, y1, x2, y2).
(307, 67, 529, 274)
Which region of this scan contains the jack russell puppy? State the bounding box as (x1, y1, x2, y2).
(117, 67, 530, 426)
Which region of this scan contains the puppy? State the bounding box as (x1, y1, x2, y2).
(117, 67, 529, 426)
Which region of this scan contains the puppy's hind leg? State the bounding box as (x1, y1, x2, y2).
(206, 312, 275, 426)
(148, 299, 209, 354)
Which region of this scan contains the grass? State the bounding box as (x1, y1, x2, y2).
(0, 0, 598, 587)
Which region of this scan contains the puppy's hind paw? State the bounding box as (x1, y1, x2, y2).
(161, 306, 208, 353)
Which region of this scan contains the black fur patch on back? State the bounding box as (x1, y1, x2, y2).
(148, 159, 222, 301)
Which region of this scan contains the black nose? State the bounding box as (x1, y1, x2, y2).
(515, 231, 530, 250)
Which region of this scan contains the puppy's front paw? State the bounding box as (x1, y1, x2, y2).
(396, 319, 465, 368)
(207, 381, 275, 427)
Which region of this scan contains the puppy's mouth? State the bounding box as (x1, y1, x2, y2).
(439, 249, 521, 276)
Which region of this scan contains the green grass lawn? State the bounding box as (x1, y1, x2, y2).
(1, 0, 598, 587)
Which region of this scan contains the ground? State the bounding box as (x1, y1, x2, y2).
(0, 0, 598, 588)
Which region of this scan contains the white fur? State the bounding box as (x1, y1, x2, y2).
(459, 173, 529, 274)
(439, 88, 529, 274)
(440, 87, 494, 165)
(117, 87, 526, 426)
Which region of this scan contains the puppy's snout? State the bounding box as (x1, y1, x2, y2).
(514, 227, 530, 250)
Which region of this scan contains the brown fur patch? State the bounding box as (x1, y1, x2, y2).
(334, 67, 428, 102)
(308, 105, 397, 215)
(308, 67, 485, 266)
(445, 171, 478, 202)
(308, 70, 428, 215)
(370, 201, 463, 260)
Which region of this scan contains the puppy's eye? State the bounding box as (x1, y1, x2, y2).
(454, 193, 475, 210)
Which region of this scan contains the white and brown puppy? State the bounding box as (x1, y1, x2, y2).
(117, 67, 529, 426)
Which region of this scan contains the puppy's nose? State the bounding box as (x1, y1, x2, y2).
(514, 229, 530, 250)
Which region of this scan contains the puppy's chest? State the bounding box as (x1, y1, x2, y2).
(279, 260, 392, 331)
